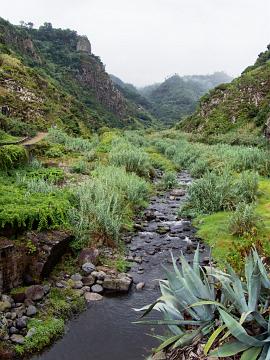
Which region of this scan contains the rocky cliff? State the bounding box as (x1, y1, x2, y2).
(181, 45, 270, 139)
(0, 18, 151, 136)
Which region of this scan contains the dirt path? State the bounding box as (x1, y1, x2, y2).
(22, 132, 48, 146)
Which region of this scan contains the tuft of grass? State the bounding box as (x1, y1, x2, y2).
(229, 203, 261, 237)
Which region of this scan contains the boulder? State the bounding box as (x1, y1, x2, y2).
(84, 293, 103, 302)
(103, 275, 132, 293)
(16, 316, 28, 329)
(10, 334, 25, 344)
(171, 189, 185, 197)
(78, 248, 99, 266)
(82, 275, 95, 286)
(71, 273, 82, 282)
(26, 305, 37, 317)
(0, 301, 11, 312)
(73, 281, 83, 289)
(91, 284, 103, 293)
(25, 285, 44, 301)
(82, 262, 96, 275)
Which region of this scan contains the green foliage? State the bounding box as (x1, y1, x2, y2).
(15, 318, 65, 355)
(180, 171, 259, 217)
(70, 160, 88, 174)
(45, 144, 65, 158)
(47, 288, 85, 319)
(159, 172, 178, 190)
(0, 145, 27, 170)
(109, 140, 152, 177)
(0, 177, 71, 231)
(69, 164, 151, 249)
(229, 203, 261, 237)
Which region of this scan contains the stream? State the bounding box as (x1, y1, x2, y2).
(33, 171, 209, 360)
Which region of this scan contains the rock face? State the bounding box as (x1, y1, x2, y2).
(76, 36, 91, 54)
(78, 248, 99, 265)
(0, 231, 72, 293)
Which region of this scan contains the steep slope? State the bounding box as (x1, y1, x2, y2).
(138, 73, 232, 125)
(181, 45, 270, 138)
(0, 18, 152, 136)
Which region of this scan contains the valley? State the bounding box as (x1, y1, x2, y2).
(0, 15, 270, 360)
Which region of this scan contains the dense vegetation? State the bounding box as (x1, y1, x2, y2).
(0, 18, 156, 138)
(180, 44, 270, 141)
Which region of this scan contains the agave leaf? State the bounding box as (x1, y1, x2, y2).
(247, 261, 261, 312)
(154, 334, 184, 353)
(193, 244, 201, 278)
(258, 344, 270, 360)
(252, 250, 270, 289)
(219, 309, 264, 347)
(134, 319, 207, 326)
(172, 328, 201, 349)
(240, 347, 262, 360)
(188, 300, 226, 310)
(209, 341, 251, 357)
(204, 325, 226, 355)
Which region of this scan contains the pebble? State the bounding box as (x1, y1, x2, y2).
(136, 282, 145, 291)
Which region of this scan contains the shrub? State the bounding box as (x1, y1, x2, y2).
(0, 145, 27, 170)
(180, 170, 259, 216)
(160, 172, 177, 190)
(229, 203, 261, 236)
(45, 144, 65, 158)
(70, 160, 88, 174)
(109, 140, 151, 177)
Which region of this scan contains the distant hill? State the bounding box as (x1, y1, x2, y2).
(180, 45, 270, 139)
(137, 72, 232, 125)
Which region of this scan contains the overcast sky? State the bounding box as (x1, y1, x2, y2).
(2, 0, 270, 86)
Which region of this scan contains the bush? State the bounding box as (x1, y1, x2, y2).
(229, 203, 261, 236)
(159, 172, 177, 190)
(45, 144, 65, 158)
(180, 170, 259, 216)
(70, 165, 151, 249)
(109, 140, 151, 177)
(0, 145, 27, 170)
(70, 160, 88, 174)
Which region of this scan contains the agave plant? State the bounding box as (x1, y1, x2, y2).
(135, 246, 224, 353)
(135, 247, 270, 360)
(205, 249, 270, 359)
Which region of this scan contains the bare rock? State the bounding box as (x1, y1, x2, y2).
(136, 282, 145, 291)
(82, 262, 96, 275)
(25, 285, 44, 301)
(78, 248, 99, 266)
(91, 284, 103, 293)
(103, 275, 132, 293)
(10, 334, 25, 344)
(84, 292, 103, 301)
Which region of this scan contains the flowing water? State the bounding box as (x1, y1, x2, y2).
(33, 172, 209, 360)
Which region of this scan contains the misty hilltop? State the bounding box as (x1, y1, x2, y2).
(111, 72, 232, 125)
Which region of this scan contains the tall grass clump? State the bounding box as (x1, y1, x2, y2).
(109, 140, 152, 177)
(159, 171, 178, 190)
(70, 165, 151, 249)
(16, 175, 59, 194)
(47, 128, 97, 153)
(180, 170, 259, 216)
(92, 165, 151, 207)
(231, 146, 270, 175)
(229, 203, 261, 237)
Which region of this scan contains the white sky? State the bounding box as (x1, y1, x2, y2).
(2, 0, 270, 86)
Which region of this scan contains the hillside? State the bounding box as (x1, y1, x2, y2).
(137, 73, 232, 125)
(0, 18, 154, 138)
(181, 45, 270, 141)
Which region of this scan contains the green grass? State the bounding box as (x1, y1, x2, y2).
(195, 178, 270, 270)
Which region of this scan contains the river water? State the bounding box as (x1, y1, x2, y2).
(33, 172, 208, 360)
